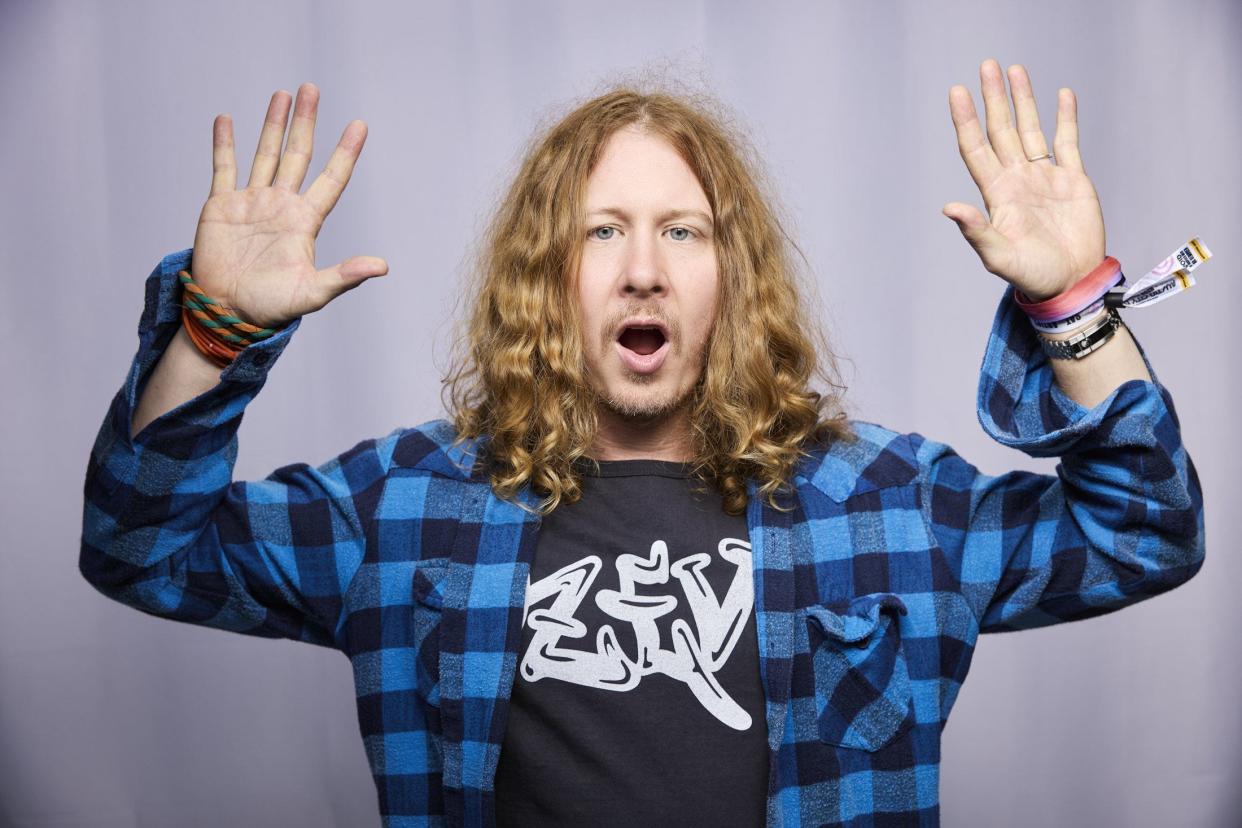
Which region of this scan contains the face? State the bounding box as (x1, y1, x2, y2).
(576, 126, 719, 423)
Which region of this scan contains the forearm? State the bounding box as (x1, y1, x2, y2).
(1042, 318, 1151, 409)
(958, 296, 1202, 632)
(131, 323, 225, 438)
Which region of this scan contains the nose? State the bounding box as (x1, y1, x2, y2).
(621, 232, 667, 298)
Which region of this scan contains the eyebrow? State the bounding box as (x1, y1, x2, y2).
(586, 206, 714, 227)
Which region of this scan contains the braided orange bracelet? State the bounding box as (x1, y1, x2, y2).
(181, 303, 244, 367)
(178, 271, 278, 344)
(177, 270, 281, 367)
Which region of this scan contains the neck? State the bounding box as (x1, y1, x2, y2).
(591, 404, 694, 461)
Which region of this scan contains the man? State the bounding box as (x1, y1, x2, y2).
(81, 59, 1203, 826)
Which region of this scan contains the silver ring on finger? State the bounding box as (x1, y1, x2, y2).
(1026, 152, 1055, 162)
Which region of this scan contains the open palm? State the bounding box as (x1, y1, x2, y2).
(944, 60, 1106, 302)
(190, 83, 387, 329)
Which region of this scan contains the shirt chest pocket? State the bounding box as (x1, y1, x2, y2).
(805, 592, 915, 752)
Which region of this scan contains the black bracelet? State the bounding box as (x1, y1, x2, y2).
(1038, 308, 1123, 360)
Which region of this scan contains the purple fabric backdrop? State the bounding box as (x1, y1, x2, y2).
(2, 1, 1237, 825)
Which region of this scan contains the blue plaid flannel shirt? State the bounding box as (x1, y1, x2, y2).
(81, 249, 1205, 827)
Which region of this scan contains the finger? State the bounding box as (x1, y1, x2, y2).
(273, 82, 320, 193)
(980, 58, 1026, 166)
(210, 114, 237, 195)
(311, 255, 389, 307)
(1007, 64, 1052, 162)
(304, 120, 367, 223)
(942, 202, 1013, 274)
(1053, 87, 1085, 173)
(247, 90, 292, 188)
(949, 85, 1003, 192)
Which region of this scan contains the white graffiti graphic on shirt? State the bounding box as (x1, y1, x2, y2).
(518, 538, 754, 730)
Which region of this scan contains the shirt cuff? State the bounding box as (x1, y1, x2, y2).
(976, 285, 1167, 457)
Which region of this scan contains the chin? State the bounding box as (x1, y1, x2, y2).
(600, 380, 692, 421)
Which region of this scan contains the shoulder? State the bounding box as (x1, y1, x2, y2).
(387, 418, 483, 480)
(796, 420, 921, 502)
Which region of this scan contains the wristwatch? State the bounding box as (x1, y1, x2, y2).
(1038, 307, 1124, 360)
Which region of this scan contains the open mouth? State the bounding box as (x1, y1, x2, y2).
(614, 322, 670, 375)
(617, 326, 667, 356)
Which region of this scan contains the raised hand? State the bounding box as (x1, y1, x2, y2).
(190, 83, 387, 329)
(943, 60, 1106, 302)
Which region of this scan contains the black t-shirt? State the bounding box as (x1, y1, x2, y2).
(494, 459, 768, 827)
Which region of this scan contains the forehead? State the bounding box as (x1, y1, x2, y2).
(585, 127, 711, 213)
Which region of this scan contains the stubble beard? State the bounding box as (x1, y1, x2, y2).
(599, 373, 695, 422)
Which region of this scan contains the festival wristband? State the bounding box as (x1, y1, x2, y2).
(1028, 297, 1107, 333)
(1104, 237, 1212, 309)
(1013, 256, 1124, 324)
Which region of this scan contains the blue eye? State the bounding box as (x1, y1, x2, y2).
(587, 225, 696, 241)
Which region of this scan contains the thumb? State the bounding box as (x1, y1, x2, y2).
(315, 255, 389, 303)
(942, 202, 1010, 269)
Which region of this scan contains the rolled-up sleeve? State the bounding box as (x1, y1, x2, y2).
(911, 287, 1204, 633)
(80, 249, 396, 650)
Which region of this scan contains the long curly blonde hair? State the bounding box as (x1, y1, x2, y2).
(444, 85, 853, 515)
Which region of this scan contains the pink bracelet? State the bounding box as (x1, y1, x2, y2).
(1013, 256, 1124, 324)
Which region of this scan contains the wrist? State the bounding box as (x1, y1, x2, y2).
(171, 323, 233, 375)
(177, 270, 283, 367)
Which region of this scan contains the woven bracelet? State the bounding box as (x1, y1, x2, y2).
(181, 303, 241, 367)
(177, 271, 279, 345)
